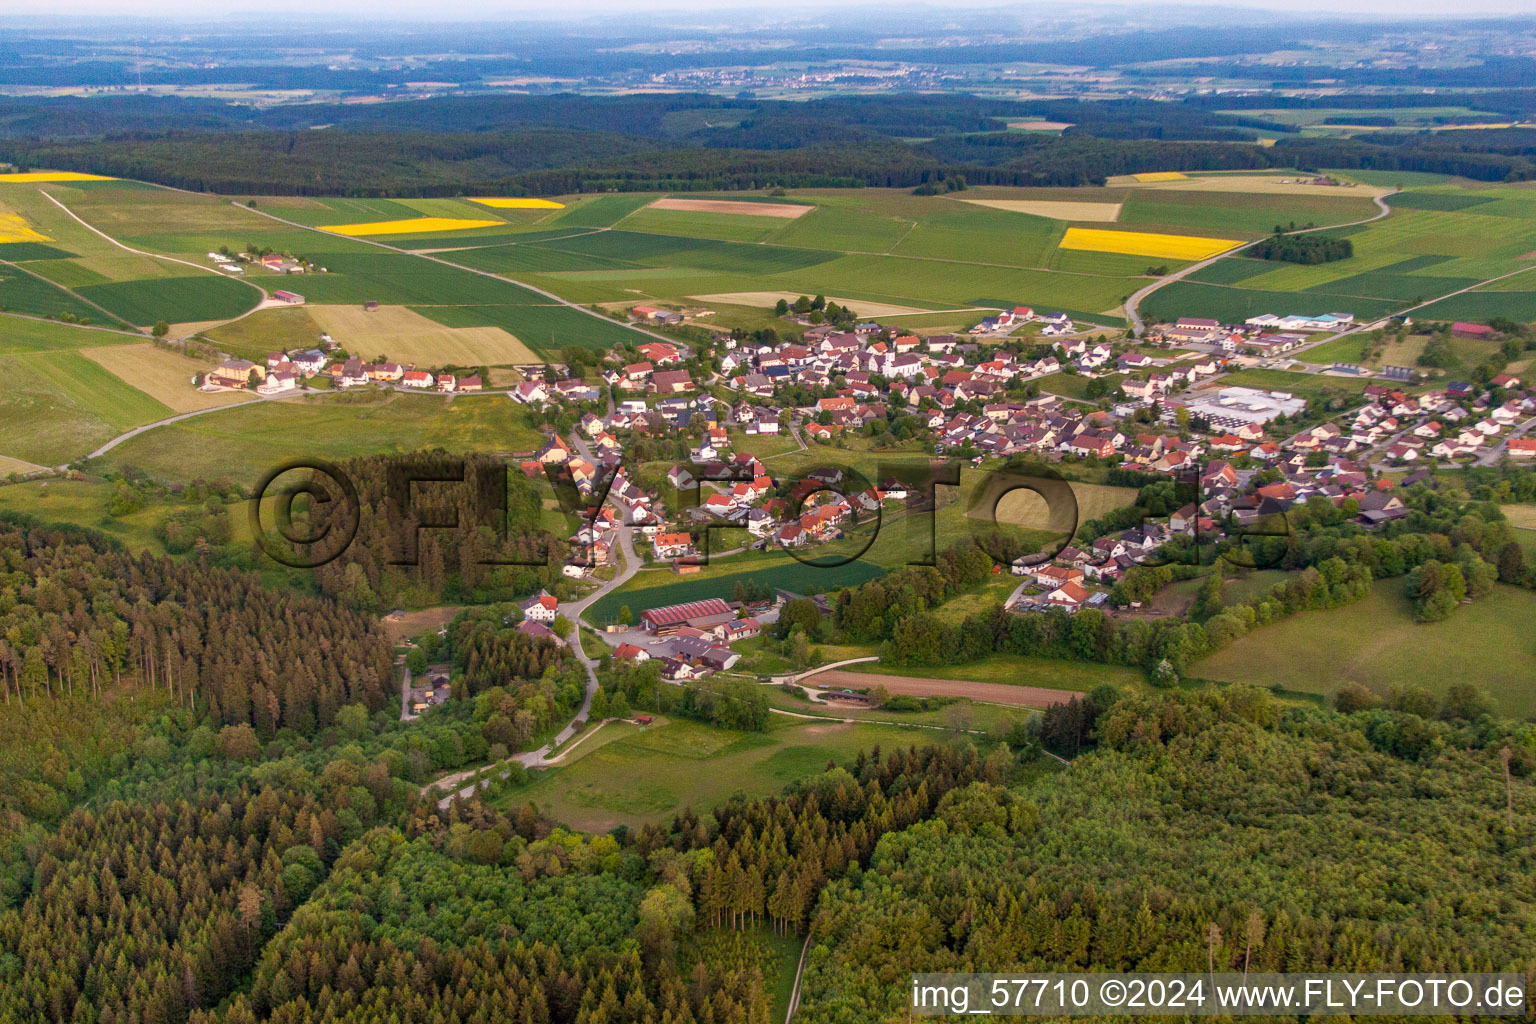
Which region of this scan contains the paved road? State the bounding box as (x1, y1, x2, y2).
(1478, 416, 1536, 467)
(434, 432, 645, 809)
(1124, 191, 1396, 337)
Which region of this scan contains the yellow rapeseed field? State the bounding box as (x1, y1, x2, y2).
(318, 217, 503, 236)
(468, 197, 566, 209)
(0, 171, 115, 183)
(0, 212, 50, 243)
(1132, 171, 1189, 182)
(1058, 227, 1240, 261)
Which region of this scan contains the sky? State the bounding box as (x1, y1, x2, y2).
(1, 0, 1533, 19)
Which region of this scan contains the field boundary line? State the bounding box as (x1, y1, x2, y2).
(237, 203, 686, 349)
(1124, 190, 1398, 336)
(0, 308, 145, 339)
(0, 254, 136, 330)
(36, 187, 270, 326)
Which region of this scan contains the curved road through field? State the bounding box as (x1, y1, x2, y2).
(1123, 191, 1397, 337)
(239, 203, 684, 349)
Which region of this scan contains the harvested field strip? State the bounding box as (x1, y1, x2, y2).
(646, 198, 811, 218)
(79, 343, 255, 414)
(959, 199, 1121, 221)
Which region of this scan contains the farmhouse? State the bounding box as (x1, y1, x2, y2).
(519, 591, 558, 623)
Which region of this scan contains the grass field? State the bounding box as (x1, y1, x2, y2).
(1196, 581, 1536, 715)
(0, 313, 137, 353)
(75, 275, 260, 325)
(585, 553, 886, 625)
(1139, 181, 1536, 323)
(0, 477, 172, 553)
(79, 342, 254, 413)
(1142, 280, 1400, 323)
(95, 390, 545, 483)
(308, 304, 540, 366)
(0, 263, 117, 322)
(203, 306, 324, 359)
(1211, 368, 1374, 404)
(0, 349, 170, 464)
(842, 653, 1144, 692)
(496, 716, 948, 832)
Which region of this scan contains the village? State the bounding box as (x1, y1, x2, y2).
(198, 299, 1536, 687)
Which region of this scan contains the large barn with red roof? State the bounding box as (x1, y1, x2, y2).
(639, 598, 737, 635)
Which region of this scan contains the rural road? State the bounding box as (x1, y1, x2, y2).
(240, 203, 684, 349)
(39, 187, 270, 314)
(434, 433, 645, 809)
(1124, 190, 1397, 337)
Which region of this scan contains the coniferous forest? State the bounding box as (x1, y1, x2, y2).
(4, 446, 1536, 1024)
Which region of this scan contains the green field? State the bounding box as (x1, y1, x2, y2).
(1145, 182, 1536, 323)
(95, 390, 545, 483)
(1142, 280, 1400, 323)
(842, 653, 1144, 692)
(1213, 368, 1375, 403)
(1196, 581, 1536, 715)
(76, 275, 260, 324)
(0, 476, 173, 553)
(0, 349, 170, 464)
(585, 555, 885, 625)
(0, 312, 138, 353)
(0, 263, 117, 322)
(495, 715, 953, 832)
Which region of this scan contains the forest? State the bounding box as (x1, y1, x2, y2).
(0, 514, 396, 734)
(1248, 232, 1355, 265)
(5, 91, 1535, 196)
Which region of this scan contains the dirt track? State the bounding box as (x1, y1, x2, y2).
(812, 670, 1080, 708)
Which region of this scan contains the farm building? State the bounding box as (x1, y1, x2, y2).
(640, 598, 736, 635)
(272, 290, 305, 304)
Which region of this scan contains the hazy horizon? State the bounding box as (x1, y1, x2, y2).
(1, 0, 1532, 23)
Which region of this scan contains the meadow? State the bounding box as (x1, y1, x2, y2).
(0, 348, 170, 465)
(841, 652, 1144, 692)
(1204, 368, 1374, 404)
(1195, 581, 1536, 715)
(95, 390, 546, 482)
(79, 342, 253, 413)
(493, 716, 955, 832)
